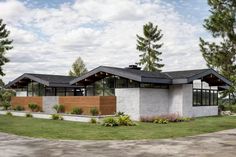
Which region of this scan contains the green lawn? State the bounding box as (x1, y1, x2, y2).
(0, 115, 236, 140)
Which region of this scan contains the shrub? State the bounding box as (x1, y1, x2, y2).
(141, 114, 192, 123)
(175, 117, 193, 122)
(90, 107, 99, 116)
(140, 116, 156, 122)
(219, 104, 236, 113)
(6, 111, 12, 116)
(2, 101, 11, 110)
(227, 105, 236, 113)
(28, 103, 39, 112)
(153, 118, 169, 124)
(218, 104, 225, 111)
(25, 113, 33, 118)
(15, 105, 25, 111)
(51, 114, 63, 120)
(102, 117, 119, 127)
(90, 118, 97, 124)
(53, 104, 65, 113)
(71, 107, 83, 115)
(115, 111, 125, 116)
(118, 115, 136, 126)
(161, 113, 181, 122)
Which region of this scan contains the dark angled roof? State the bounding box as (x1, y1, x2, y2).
(6, 66, 233, 89)
(70, 66, 232, 87)
(164, 69, 209, 79)
(165, 68, 232, 85)
(6, 73, 78, 88)
(70, 66, 172, 85)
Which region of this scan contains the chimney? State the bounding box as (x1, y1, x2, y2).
(125, 65, 141, 70)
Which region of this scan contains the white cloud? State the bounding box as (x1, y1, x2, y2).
(0, 0, 207, 83)
(0, 0, 27, 22)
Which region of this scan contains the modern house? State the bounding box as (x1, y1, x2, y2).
(6, 65, 231, 120)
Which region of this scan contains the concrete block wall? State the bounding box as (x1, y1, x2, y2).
(140, 88, 169, 117)
(43, 96, 58, 114)
(115, 84, 218, 120)
(116, 88, 169, 120)
(116, 88, 140, 120)
(168, 85, 183, 115)
(192, 106, 218, 117)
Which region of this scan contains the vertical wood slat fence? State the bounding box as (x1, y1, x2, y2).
(11, 96, 116, 115)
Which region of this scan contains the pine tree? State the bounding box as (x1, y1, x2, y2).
(69, 57, 88, 77)
(0, 19, 12, 76)
(136, 22, 164, 72)
(199, 0, 236, 98)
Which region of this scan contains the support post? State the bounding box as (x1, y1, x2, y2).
(44, 86, 46, 96)
(54, 87, 57, 96)
(85, 85, 87, 96)
(201, 79, 203, 106)
(31, 80, 34, 96)
(26, 83, 28, 96)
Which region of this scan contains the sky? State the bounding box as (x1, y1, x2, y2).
(0, 0, 212, 83)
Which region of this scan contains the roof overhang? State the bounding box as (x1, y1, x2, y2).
(70, 66, 172, 85)
(70, 66, 142, 85)
(172, 69, 232, 87)
(6, 74, 79, 89)
(6, 74, 49, 88)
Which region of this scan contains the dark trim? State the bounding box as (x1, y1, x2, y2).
(6, 73, 49, 88)
(54, 87, 57, 96)
(192, 88, 218, 107)
(187, 69, 232, 85)
(44, 86, 46, 96)
(70, 66, 232, 88)
(26, 83, 28, 96)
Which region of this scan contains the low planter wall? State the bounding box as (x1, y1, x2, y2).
(0, 110, 112, 122)
(11, 96, 116, 115)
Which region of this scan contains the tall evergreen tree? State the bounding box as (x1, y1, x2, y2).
(69, 57, 88, 77)
(0, 19, 12, 76)
(136, 22, 164, 72)
(0, 79, 4, 90)
(199, 0, 236, 98)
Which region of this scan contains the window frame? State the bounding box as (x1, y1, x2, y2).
(192, 88, 218, 107)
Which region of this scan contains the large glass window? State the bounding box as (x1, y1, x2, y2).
(56, 88, 65, 96)
(104, 77, 115, 96)
(95, 80, 104, 96)
(66, 88, 75, 96)
(193, 89, 218, 106)
(140, 83, 168, 89)
(90, 76, 140, 96)
(26, 82, 45, 96)
(45, 87, 56, 96)
(116, 77, 128, 88)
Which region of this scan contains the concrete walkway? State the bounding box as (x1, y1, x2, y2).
(1, 129, 236, 157)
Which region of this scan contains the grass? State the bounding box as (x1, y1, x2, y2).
(0, 115, 236, 140)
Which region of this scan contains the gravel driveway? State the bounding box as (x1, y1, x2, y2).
(0, 129, 236, 157)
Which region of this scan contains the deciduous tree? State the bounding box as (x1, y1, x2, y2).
(69, 57, 88, 77)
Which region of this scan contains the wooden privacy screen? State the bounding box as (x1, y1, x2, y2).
(11, 96, 116, 115)
(59, 96, 116, 115)
(11, 96, 43, 111)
